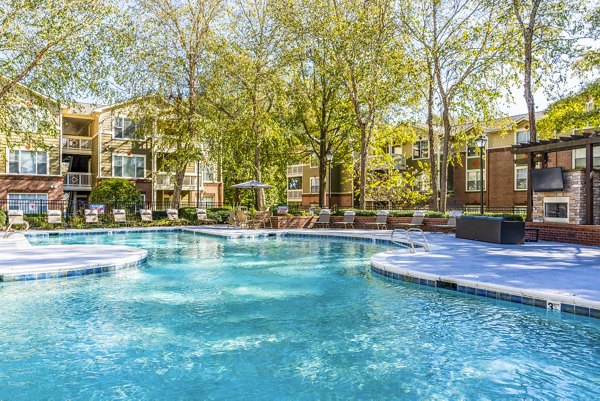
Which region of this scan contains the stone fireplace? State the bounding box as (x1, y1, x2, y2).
(532, 170, 600, 225)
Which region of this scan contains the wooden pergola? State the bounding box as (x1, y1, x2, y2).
(512, 131, 600, 225)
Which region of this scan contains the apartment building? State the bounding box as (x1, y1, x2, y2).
(286, 112, 595, 212)
(1, 87, 223, 212)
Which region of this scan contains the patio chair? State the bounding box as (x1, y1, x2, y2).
(140, 209, 153, 223)
(227, 211, 237, 227)
(47, 210, 65, 228)
(166, 209, 179, 221)
(394, 211, 425, 229)
(429, 210, 462, 233)
(113, 209, 132, 227)
(235, 210, 249, 229)
(332, 210, 356, 229)
(364, 210, 389, 230)
(196, 208, 217, 225)
(4, 210, 30, 236)
(247, 211, 265, 229)
(312, 209, 331, 229)
(84, 209, 99, 225)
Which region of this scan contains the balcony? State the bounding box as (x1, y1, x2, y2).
(62, 136, 92, 154)
(368, 154, 407, 170)
(287, 189, 303, 201)
(287, 165, 304, 176)
(155, 173, 199, 190)
(63, 172, 92, 191)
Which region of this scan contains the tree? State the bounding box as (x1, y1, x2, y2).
(402, 0, 511, 212)
(330, 0, 412, 209)
(0, 0, 125, 144)
(89, 178, 142, 205)
(510, 0, 587, 142)
(115, 0, 223, 208)
(537, 80, 600, 136)
(275, 0, 355, 208)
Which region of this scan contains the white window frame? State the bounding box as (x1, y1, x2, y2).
(514, 165, 528, 191)
(8, 193, 49, 214)
(412, 140, 429, 160)
(572, 147, 600, 169)
(202, 164, 216, 182)
(465, 142, 486, 192)
(112, 116, 136, 140)
(112, 153, 146, 179)
(6, 148, 49, 175)
(309, 177, 319, 194)
(514, 129, 530, 145)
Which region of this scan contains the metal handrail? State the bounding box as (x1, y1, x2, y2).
(391, 228, 430, 253)
(407, 228, 430, 252)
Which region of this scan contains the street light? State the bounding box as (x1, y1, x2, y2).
(326, 152, 333, 208)
(475, 135, 488, 215)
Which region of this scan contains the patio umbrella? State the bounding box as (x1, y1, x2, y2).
(231, 180, 274, 208)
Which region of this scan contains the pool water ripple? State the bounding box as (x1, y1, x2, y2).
(0, 232, 599, 400)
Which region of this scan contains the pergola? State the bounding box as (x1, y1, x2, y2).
(512, 130, 600, 225)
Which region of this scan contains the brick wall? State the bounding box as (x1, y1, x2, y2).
(527, 222, 600, 246)
(0, 175, 64, 200)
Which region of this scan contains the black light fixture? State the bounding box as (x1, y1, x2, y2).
(326, 152, 333, 208)
(475, 135, 488, 215)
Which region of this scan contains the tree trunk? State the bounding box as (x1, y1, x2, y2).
(426, 78, 438, 211)
(254, 144, 264, 209)
(523, 33, 537, 142)
(172, 168, 186, 209)
(439, 102, 452, 213)
(358, 125, 368, 209)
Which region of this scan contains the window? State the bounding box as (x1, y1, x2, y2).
(515, 166, 527, 190)
(8, 150, 48, 175)
(573, 147, 600, 169)
(113, 154, 145, 178)
(203, 165, 216, 182)
(466, 142, 485, 191)
(203, 196, 214, 207)
(412, 174, 430, 192)
(113, 117, 136, 139)
(391, 145, 402, 155)
(310, 177, 319, 193)
(515, 130, 530, 145)
(586, 99, 595, 112)
(412, 140, 429, 159)
(288, 177, 302, 190)
(8, 193, 48, 214)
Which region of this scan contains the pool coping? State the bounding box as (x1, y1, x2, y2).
(17, 227, 600, 320)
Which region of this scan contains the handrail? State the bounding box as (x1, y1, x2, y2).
(3, 221, 30, 238)
(391, 228, 430, 253)
(407, 228, 430, 252)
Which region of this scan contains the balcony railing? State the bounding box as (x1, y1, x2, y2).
(287, 165, 304, 176)
(62, 136, 92, 153)
(287, 189, 302, 200)
(63, 172, 92, 190)
(155, 173, 199, 190)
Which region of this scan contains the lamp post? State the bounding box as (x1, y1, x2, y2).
(475, 135, 488, 215)
(196, 160, 200, 209)
(326, 152, 333, 208)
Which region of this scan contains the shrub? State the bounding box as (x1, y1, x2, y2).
(90, 178, 142, 205)
(0, 210, 7, 226)
(152, 210, 167, 220)
(178, 207, 197, 222)
(207, 209, 230, 224)
(424, 211, 446, 218)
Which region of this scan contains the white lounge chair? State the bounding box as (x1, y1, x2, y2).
(332, 210, 356, 229)
(394, 211, 425, 229)
(196, 208, 217, 225)
(47, 210, 64, 228)
(113, 209, 132, 226)
(166, 209, 179, 221)
(313, 209, 331, 229)
(84, 209, 99, 225)
(429, 210, 462, 233)
(364, 210, 388, 230)
(140, 209, 153, 222)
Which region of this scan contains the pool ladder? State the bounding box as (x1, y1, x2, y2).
(391, 228, 430, 253)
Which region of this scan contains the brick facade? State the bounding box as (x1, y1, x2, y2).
(0, 175, 64, 200)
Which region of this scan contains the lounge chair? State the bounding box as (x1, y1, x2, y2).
(227, 211, 237, 227)
(140, 209, 153, 222)
(4, 210, 30, 235)
(84, 209, 99, 225)
(166, 209, 179, 221)
(394, 211, 425, 229)
(332, 210, 356, 229)
(429, 210, 462, 233)
(364, 210, 388, 230)
(312, 209, 331, 228)
(113, 209, 132, 227)
(196, 208, 217, 225)
(235, 210, 249, 229)
(47, 210, 65, 228)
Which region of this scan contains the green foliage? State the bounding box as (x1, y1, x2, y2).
(178, 207, 197, 222)
(89, 179, 142, 205)
(538, 80, 600, 136)
(207, 209, 230, 224)
(0, 210, 6, 226)
(152, 211, 167, 220)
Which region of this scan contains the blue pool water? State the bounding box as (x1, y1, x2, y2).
(1, 232, 599, 400)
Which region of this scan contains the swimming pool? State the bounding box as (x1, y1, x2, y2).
(1, 232, 599, 399)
